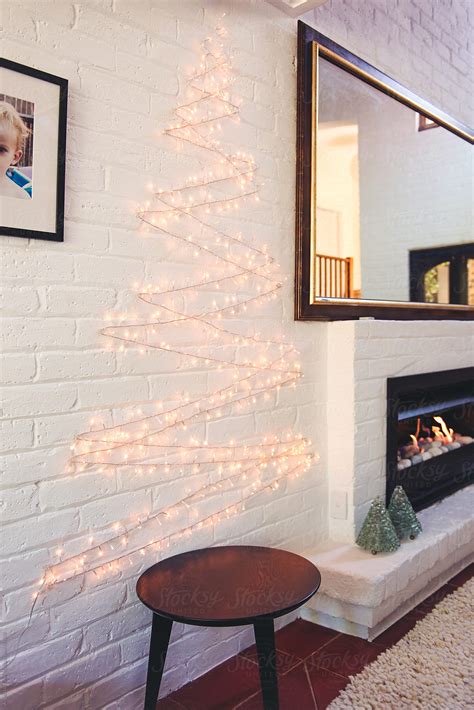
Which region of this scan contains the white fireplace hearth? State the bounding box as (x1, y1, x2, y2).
(302, 319, 474, 640)
(303, 486, 473, 639)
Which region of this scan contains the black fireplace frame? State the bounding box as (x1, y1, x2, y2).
(386, 367, 474, 511)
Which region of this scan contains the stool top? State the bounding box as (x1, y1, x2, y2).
(136, 545, 321, 626)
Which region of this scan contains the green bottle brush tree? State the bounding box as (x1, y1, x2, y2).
(356, 497, 400, 555)
(388, 485, 422, 540)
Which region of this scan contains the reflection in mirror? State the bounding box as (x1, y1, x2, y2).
(314, 55, 474, 305)
(424, 262, 449, 303)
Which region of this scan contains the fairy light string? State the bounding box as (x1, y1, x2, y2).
(37, 27, 314, 595)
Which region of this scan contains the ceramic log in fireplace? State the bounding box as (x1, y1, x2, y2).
(386, 367, 474, 512)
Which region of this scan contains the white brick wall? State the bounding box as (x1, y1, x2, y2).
(306, 0, 473, 127)
(1, 1, 472, 707)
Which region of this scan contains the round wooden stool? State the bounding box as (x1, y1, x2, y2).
(136, 545, 321, 709)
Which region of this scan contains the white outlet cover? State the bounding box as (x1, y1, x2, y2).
(330, 489, 348, 520)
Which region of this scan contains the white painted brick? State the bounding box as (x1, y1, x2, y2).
(35, 411, 106, 447)
(79, 489, 151, 528)
(37, 350, 116, 381)
(50, 582, 126, 636)
(0, 354, 37, 385)
(451, 50, 469, 74)
(2, 681, 43, 710)
(2, 3, 38, 43)
(65, 221, 110, 252)
(236, 48, 277, 86)
(0, 483, 39, 521)
(78, 65, 152, 110)
(112, 0, 154, 30)
(82, 602, 150, 653)
(3, 576, 84, 624)
(213, 505, 264, 544)
(86, 660, 145, 709)
(1, 548, 50, 589)
(2, 318, 76, 352)
(109, 103, 160, 138)
(68, 125, 148, 170)
(74, 318, 109, 348)
(68, 92, 114, 132)
(0, 287, 40, 315)
(0, 250, 74, 283)
(2, 383, 77, 419)
(76, 376, 149, 409)
(4, 631, 82, 685)
(105, 165, 152, 201)
(116, 51, 178, 94)
(46, 689, 86, 710)
(65, 190, 138, 229)
(104, 685, 144, 710)
(1, 611, 50, 658)
(7, 0, 75, 27)
(147, 34, 196, 74)
(42, 644, 122, 706)
(36, 20, 116, 70)
(175, 17, 207, 52)
(39, 472, 117, 511)
(45, 286, 116, 316)
(66, 155, 106, 193)
(147, 7, 179, 44)
(0, 419, 34, 452)
(75, 5, 148, 55)
(109, 226, 173, 259)
(2, 509, 79, 556)
(119, 628, 148, 665)
(149, 91, 184, 124)
(1, 447, 70, 487)
(74, 254, 145, 286)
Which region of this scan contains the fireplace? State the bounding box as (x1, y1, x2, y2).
(386, 367, 474, 512)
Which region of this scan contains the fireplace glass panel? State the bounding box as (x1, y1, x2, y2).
(387, 368, 474, 512)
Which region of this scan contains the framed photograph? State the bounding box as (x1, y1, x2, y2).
(0, 58, 68, 241)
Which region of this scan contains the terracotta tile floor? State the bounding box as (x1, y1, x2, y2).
(159, 564, 473, 709)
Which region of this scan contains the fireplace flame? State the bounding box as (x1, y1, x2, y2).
(415, 417, 421, 440)
(408, 414, 455, 449)
(399, 414, 472, 468)
(432, 416, 454, 443)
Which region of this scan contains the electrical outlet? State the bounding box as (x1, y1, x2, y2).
(330, 490, 348, 519)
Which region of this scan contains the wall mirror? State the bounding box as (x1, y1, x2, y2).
(295, 22, 474, 320)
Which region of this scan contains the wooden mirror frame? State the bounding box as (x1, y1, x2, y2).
(295, 21, 474, 321)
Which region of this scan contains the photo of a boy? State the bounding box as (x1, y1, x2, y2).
(0, 98, 33, 200)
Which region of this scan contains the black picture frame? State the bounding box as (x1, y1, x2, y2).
(0, 57, 68, 242)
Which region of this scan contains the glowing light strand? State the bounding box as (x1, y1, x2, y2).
(38, 28, 314, 593)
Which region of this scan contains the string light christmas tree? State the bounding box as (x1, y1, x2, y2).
(35, 26, 313, 596)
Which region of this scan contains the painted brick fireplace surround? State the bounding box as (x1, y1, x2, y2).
(302, 319, 474, 640)
(324, 320, 473, 543)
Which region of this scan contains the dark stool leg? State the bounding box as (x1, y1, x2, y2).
(144, 613, 173, 710)
(253, 617, 279, 710)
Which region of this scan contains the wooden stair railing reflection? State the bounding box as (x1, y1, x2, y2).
(316, 254, 355, 298)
